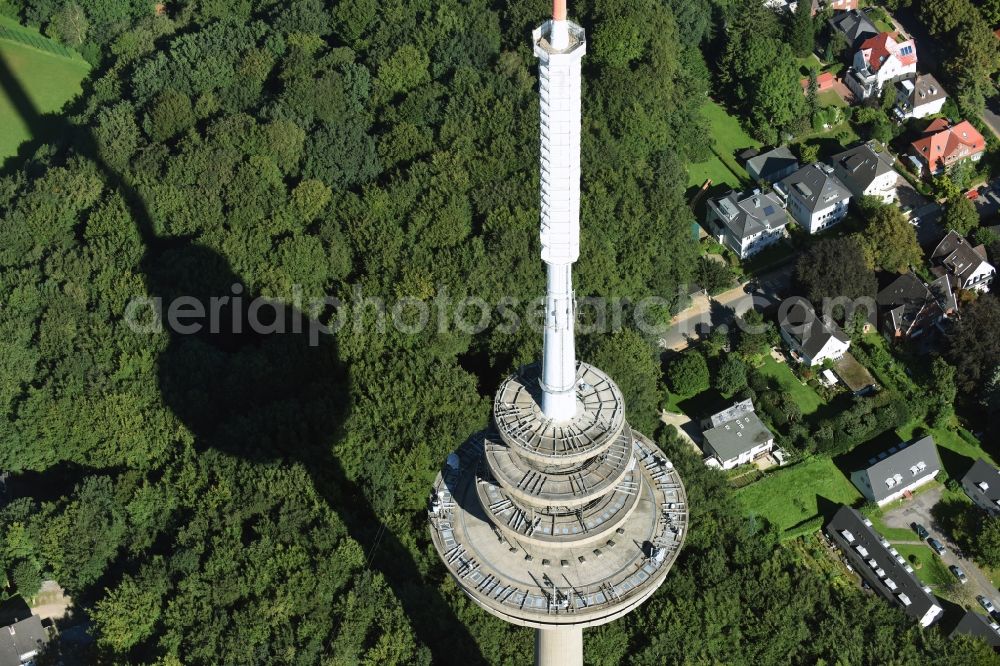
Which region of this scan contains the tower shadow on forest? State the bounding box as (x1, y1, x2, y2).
(0, 53, 483, 665)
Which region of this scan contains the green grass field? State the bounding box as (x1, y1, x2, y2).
(892, 544, 955, 588)
(817, 89, 848, 108)
(736, 456, 861, 534)
(756, 356, 824, 415)
(0, 16, 90, 159)
(686, 100, 760, 189)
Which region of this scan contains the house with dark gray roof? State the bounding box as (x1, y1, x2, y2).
(894, 73, 948, 120)
(826, 505, 943, 627)
(850, 436, 941, 506)
(876, 271, 955, 342)
(830, 143, 899, 203)
(745, 146, 800, 184)
(950, 610, 1000, 648)
(700, 403, 774, 470)
(0, 615, 48, 666)
(829, 9, 878, 51)
(931, 230, 996, 293)
(962, 458, 1000, 516)
(776, 163, 852, 234)
(778, 299, 851, 366)
(705, 189, 789, 259)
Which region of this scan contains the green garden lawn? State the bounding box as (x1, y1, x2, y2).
(686, 100, 759, 189)
(757, 355, 824, 415)
(892, 544, 954, 588)
(0, 17, 90, 159)
(736, 456, 861, 534)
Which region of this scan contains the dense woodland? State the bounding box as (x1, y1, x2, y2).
(0, 0, 996, 663)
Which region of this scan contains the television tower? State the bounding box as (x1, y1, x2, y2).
(428, 3, 688, 665)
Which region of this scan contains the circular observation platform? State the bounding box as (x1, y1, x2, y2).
(483, 428, 633, 509)
(493, 363, 625, 466)
(428, 430, 687, 629)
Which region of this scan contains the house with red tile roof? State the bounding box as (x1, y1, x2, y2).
(908, 119, 985, 176)
(845, 32, 917, 100)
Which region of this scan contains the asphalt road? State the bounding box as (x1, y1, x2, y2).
(882, 487, 996, 608)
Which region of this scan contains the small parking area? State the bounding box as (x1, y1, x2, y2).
(881, 487, 996, 607)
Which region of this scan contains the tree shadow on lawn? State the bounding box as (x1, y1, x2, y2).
(831, 429, 905, 480)
(0, 51, 485, 665)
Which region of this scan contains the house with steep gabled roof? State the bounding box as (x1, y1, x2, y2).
(931, 230, 995, 293)
(745, 146, 800, 184)
(909, 119, 985, 176)
(778, 299, 851, 366)
(894, 73, 947, 120)
(829, 9, 878, 50)
(0, 615, 48, 666)
(950, 610, 1000, 647)
(830, 143, 899, 203)
(846, 31, 917, 100)
(850, 435, 941, 506)
(962, 458, 1000, 516)
(775, 163, 852, 234)
(705, 189, 789, 259)
(876, 271, 955, 342)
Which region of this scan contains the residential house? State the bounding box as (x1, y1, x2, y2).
(961, 458, 1000, 516)
(779, 299, 851, 366)
(745, 146, 800, 183)
(829, 10, 878, 51)
(776, 163, 852, 233)
(908, 119, 985, 176)
(894, 73, 947, 120)
(826, 505, 943, 628)
(701, 404, 775, 470)
(830, 143, 899, 203)
(931, 230, 996, 293)
(845, 32, 918, 100)
(850, 435, 942, 506)
(950, 610, 1000, 648)
(705, 189, 789, 259)
(876, 271, 956, 342)
(0, 615, 48, 666)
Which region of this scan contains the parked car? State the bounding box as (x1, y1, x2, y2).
(979, 595, 997, 614)
(912, 523, 929, 540)
(929, 538, 947, 555)
(951, 565, 968, 584)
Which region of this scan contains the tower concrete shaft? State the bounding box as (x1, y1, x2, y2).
(534, 11, 585, 422)
(427, 6, 687, 666)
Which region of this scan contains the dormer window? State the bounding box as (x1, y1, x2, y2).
(979, 481, 989, 492)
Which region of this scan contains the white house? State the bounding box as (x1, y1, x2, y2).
(701, 404, 775, 470)
(931, 230, 996, 293)
(705, 189, 789, 259)
(779, 299, 851, 366)
(830, 143, 899, 204)
(850, 436, 941, 506)
(846, 31, 917, 100)
(776, 164, 852, 234)
(894, 73, 947, 120)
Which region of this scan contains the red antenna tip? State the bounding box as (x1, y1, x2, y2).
(553, 0, 567, 21)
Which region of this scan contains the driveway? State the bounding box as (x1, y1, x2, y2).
(882, 487, 996, 605)
(659, 263, 793, 352)
(660, 410, 702, 455)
